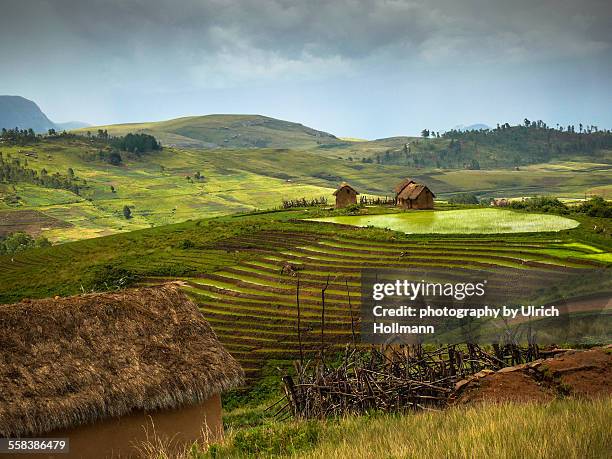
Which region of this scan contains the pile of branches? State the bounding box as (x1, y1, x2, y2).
(281, 196, 328, 209)
(276, 342, 539, 420)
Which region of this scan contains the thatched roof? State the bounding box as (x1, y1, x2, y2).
(0, 285, 244, 437)
(393, 178, 415, 194)
(333, 182, 359, 196)
(397, 182, 436, 200)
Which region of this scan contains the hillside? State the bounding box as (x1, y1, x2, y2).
(74, 114, 342, 149)
(0, 131, 611, 242)
(0, 96, 56, 133)
(76, 114, 612, 170)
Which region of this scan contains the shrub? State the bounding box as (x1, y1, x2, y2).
(449, 193, 480, 205)
(509, 196, 568, 213)
(575, 196, 612, 218)
(0, 232, 51, 254)
(345, 203, 362, 214)
(178, 239, 195, 249)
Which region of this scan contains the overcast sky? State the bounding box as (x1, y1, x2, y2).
(1, 0, 611, 138)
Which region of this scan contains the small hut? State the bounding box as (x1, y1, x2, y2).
(0, 285, 243, 459)
(333, 182, 359, 208)
(395, 180, 435, 210)
(393, 178, 415, 196)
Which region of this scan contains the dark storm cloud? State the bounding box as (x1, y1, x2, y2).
(1, 0, 611, 135)
(4, 0, 610, 63)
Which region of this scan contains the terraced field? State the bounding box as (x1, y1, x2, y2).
(140, 229, 606, 380)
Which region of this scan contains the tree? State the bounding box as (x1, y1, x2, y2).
(122, 205, 132, 219)
(421, 129, 430, 138)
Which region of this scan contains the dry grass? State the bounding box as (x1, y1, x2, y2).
(298, 398, 612, 459)
(138, 397, 612, 458)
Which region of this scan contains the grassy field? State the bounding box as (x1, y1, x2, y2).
(1, 136, 610, 242)
(1, 206, 609, 379)
(311, 208, 580, 234)
(140, 398, 612, 458)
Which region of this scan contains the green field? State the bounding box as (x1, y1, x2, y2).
(311, 208, 580, 234)
(1, 207, 609, 379)
(1, 135, 610, 242)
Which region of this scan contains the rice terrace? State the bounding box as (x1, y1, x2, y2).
(310, 208, 580, 234)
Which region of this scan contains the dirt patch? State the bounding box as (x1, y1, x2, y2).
(0, 209, 72, 237)
(455, 369, 555, 404)
(542, 347, 612, 398)
(454, 346, 612, 405)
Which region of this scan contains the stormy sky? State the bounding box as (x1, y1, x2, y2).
(1, 0, 611, 138)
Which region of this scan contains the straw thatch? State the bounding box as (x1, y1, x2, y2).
(332, 182, 359, 196)
(397, 182, 436, 200)
(393, 178, 415, 195)
(0, 284, 244, 437)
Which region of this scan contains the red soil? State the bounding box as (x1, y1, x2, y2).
(454, 346, 612, 405)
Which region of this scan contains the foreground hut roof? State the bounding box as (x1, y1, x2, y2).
(333, 182, 359, 196)
(0, 285, 244, 438)
(397, 182, 436, 200)
(393, 178, 416, 195)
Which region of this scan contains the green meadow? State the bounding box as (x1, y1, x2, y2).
(1, 135, 610, 242)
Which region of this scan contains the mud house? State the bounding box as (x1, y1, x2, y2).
(394, 179, 435, 209)
(0, 285, 243, 459)
(333, 182, 359, 208)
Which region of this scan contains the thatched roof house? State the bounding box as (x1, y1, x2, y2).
(333, 182, 359, 208)
(395, 180, 435, 210)
(393, 178, 415, 195)
(0, 285, 243, 458)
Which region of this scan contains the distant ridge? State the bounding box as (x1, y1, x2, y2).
(56, 121, 91, 130)
(0, 96, 56, 133)
(0, 95, 89, 133)
(452, 123, 491, 131)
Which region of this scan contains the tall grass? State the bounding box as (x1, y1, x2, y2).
(298, 398, 611, 459)
(142, 398, 611, 458)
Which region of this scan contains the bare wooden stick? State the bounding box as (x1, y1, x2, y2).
(320, 274, 330, 359)
(296, 273, 304, 365)
(345, 279, 356, 347)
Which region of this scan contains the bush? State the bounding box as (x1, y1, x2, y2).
(345, 203, 362, 214)
(0, 232, 51, 254)
(509, 196, 568, 213)
(575, 196, 612, 218)
(178, 239, 195, 249)
(449, 193, 480, 205)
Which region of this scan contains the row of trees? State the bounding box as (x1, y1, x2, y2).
(407, 122, 612, 168)
(0, 153, 83, 195)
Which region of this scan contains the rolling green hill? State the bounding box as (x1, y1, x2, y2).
(0, 132, 611, 242)
(74, 114, 342, 149)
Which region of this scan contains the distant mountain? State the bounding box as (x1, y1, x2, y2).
(452, 123, 491, 132)
(0, 96, 56, 133)
(75, 114, 341, 149)
(55, 121, 91, 130)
